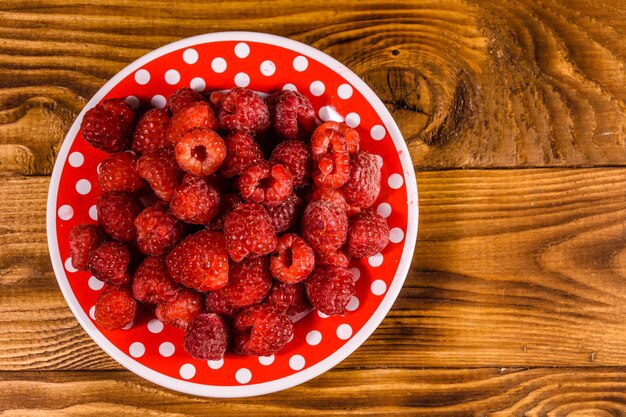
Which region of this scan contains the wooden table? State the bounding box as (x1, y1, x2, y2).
(3, 0, 626, 414)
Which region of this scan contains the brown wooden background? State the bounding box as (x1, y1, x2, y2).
(3, 0, 626, 415)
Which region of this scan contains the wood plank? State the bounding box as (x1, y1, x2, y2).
(3, 0, 626, 173)
(4, 168, 626, 370)
(1, 368, 626, 415)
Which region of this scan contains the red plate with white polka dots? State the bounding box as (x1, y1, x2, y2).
(46, 32, 418, 397)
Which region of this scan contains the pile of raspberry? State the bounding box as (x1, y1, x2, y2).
(69, 86, 390, 361)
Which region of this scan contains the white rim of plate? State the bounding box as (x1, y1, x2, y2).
(46, 31, 419, 398)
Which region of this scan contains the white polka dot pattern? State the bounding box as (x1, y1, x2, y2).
(134, 69, 150, 85)
(235, 368, 252, 384)
(346, 296, 359, 312)
(182, 48, 198, 64)
(151, 95, 166, 109)
(64, 257, 77, 273)
(190, 77, 206, 92)
(147, 319, 164, 334)
(345, 112, 360, 128)
(258, 355, 275, 366)
(289, 355, 305, 371)
(129, 342, 145, 358)
(159, 342, 175, 357)
(389, 227, 405, 243)
(260, 60, 276, 76)
(293, 55, 308, 71)
(208, 359, 224, 370)
(57, 205, 74, 221)
(179, 364, 196, 380)
(309, 80, 325, 96)
(336, 324, 352, 340)
(388, 173, 404, 189)
(211, 57, 227, 73)
(234, 42, 250, 58)
(165, 69, 180, 85)
(282, 83, 297, 91)
(68, 152, 84, 167)
(88, 205, 98, 221)
(234, 72, 250, 87)
(124, 95, 140, 110)
(376, 202, 392, 218)
(337, 83, 353, 99)
(370, 124, 386, 140)
(350, 267, 361, 281)
(368, 253, 384, 267)
(75, 179, 91, 195)
(88, 276, 104, 291)
(371, 279, 387, 296)
(306, 330, 322, 346)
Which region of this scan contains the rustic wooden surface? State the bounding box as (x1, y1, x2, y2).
(3, 0, 626, 415)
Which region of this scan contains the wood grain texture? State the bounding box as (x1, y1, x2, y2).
(3, 0, 626, 173)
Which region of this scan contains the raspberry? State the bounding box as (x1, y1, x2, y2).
(98, 152, 143, 193)
(69, 224, 103, 271)
(223, 203, 277, 262)
(301, 201, 348, 254)
(219, 87, 270, 134)
(311, 187, 360, 217)
(184, 313, 229, 360)
(233, 304, 293, 356)
(346, 210, 390, 258)
(94, 286, 137, 330)
(88, 241, 130, 286)
(311, 125, 350, 188)
(267, 281, 309, 316)
(238, 161, 293, 206)
(136, 147, 182, 201)
(132, 108, 170, 154)
(134, 203, 184, 255)
(270, 141, 311, 188)
(169, 174, 220, 224)
(156, 288, 203, 329)
(207, 192, 243, 231)
(174, 128, 226, 176)
(270, 234, 315, 284)
(305, 266, 355, 316)
(204, 290, 239, 317)
(97, 192, 142, 242)
(220, 131, 264, 178)
(314, 121, 359, 154)
(341, 152, 382, 208)
(266, 90, 316, 141)
(167, 87, 205, 115)
(208, 91, 224, 112)
(315, 248, 351, 267)
(81, 98, 135, 152)
(264, 194, 303, 234)
(311, 122, 349, 160)
(166, 101, 219, 144)
(166, 230, 229, 292)
(132, 256, 179, 304)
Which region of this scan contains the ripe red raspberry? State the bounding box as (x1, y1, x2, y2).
(81, 98, 135, 152)
(264, 194, 303, 234)
(238, 161, 293, 206)
(208, 91, 224, 112)
(169, 174, 220, 224)
(233, 304, 293, 356)
(156, 288, 203, 329)
(136, 147, 182, 201)
(132, 256, 179, 304)
(204, 290, 239, 317)
(166, 101, 219, 145)
(69, 224, 103, 271)
(311, 187, 360, 217)
(98, 152, 143, 193)
(266, 90, 316, 141)
(315, 248, 351, 267)
(208, 256, 272, 308)
(341, 152, 382, 208)
(174, 128, 226, 176)
(97, 192, 142, 242)
(166, 230, 229, 292)
(305, 266, 355, 316)
(167, 87, 205, 115)
(94, 286, 137, 330)
(270, 234, 315, 284)
(219, 87, 270, 134)
(301, 201, 348, 254)
(220, 131, 264, 178)
(223, 203, 277, 262)
(267, 281, 309, 316)
(270, 141, 311, 188)
(311, 125, 350, 188)
(314, 121, 359, 154)
(184, 313, 229, 360)
(88, 241, 130, 286)
(207, 192, 243, 231)
(134, 203, 184, 255)
(132, 108, 170, 154)
(346, 210, 390, 258)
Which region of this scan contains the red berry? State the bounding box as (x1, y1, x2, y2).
(341, 152, 382, 208)
(169, 174, 220, 225)
(97, 191, 142, 242)
(346, 210, 390, 258)
(132, 108, 170, 154)
(94, 285, 136, 330)
(311, 125, 350, 188)
(223, 203, 277, 262)
(209, 91, 224, 111)
(266, 90, 316, 141)
(204, 290, 240, 317)
(264, 194, 303, 234)
(167, 87, 205, 115)
(136, 147, 182, 201)
(267, 281, 309, 316)
(305, 266, 355, 316)
(270, 141, 311, 188)
(166, 230, 229, 292)
(314, 121, 359, 154)
(156, 288, 203, 329)
(219, 87, 270, 134)
(301, 201, 348, 254)
(132, 256, 179, 304)
(98, 152, 143, 193)
(270, 234, 315, 284)
(315, 248, 351, 267)
(184, 313, 229, 360)
(220, 131, 264, 178)
(166, 101, 219, 144)
(174, 128, 226, 176)
(81, 99, 135, 152)
(207, 192, 243, 231)
(69, 224, 103, 271)
(238, 161, 293, 206)
(311, 187, 360, 217)
(88, 241, 130, 286)
(134, 203, 184, 255)
(234, 304, 293, 356)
